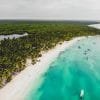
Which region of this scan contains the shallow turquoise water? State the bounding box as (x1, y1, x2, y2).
(25, 36, 100, 100)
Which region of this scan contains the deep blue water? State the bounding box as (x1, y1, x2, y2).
(25, 36, 100, 100)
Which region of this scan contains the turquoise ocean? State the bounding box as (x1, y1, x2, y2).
(25, 36, 100, 100)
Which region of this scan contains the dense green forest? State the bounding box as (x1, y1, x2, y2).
(0, 23, 100, 88)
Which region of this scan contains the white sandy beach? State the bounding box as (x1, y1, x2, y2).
(88, 24, 100, 29)
(0, 37, 84, 100)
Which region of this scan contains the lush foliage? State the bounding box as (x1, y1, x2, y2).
(0, 23, 100, 88)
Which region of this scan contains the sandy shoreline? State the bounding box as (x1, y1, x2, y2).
(0, 37, 85, 100)
(88, 24, 100, 29)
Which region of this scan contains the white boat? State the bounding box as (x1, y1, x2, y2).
(80, 89, 84, 100)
